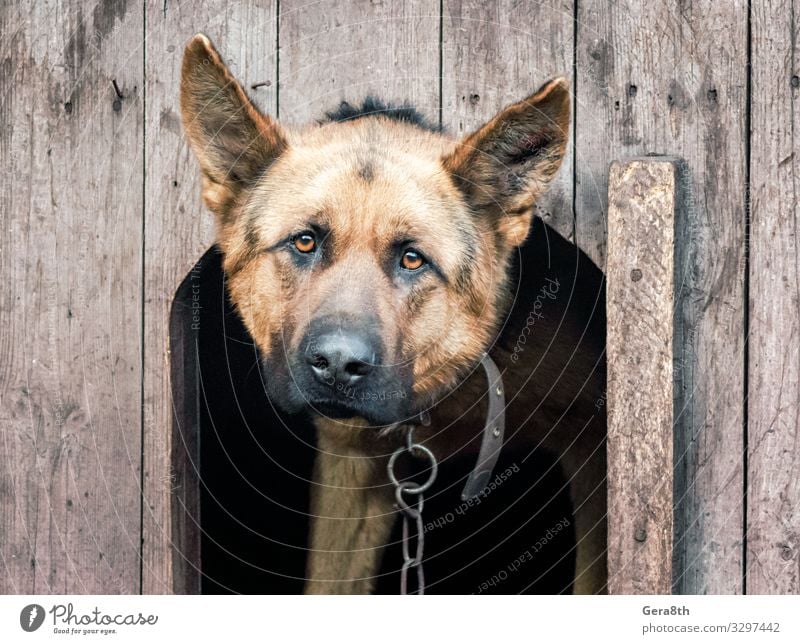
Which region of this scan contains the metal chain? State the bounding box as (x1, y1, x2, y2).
(387, 426, 438, 595)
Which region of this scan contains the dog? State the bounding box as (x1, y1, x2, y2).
(179, 34, 607, 594)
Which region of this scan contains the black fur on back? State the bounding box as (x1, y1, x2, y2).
(321, 96, 442, 132)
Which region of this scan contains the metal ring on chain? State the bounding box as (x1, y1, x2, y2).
(387, 440, 438, 494)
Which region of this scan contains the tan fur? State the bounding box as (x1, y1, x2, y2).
(304, 419, 396, 594)
(180, 34, 605, 594)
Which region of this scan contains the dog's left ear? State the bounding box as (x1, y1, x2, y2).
(442, 78, 570, 247)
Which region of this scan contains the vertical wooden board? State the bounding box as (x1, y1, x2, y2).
(577, 1, 747, 593)
(441, 0, 575, 244)
(576, 1, 747, 267)
(747, 0, 800, 594)
(142, 0, 278, 593)
(0, 1, 143, 592)
(278, 0, 440, 124)
(606, 159, 679, 594)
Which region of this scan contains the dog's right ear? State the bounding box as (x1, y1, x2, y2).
(180, 34, 287, 219)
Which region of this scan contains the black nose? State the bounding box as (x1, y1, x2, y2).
(305, 330, 376, 387)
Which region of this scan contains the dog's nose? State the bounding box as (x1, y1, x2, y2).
(306, 331, 376, 387)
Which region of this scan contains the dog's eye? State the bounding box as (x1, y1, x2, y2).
(401, 249, 425, 271)
(292, 232, 316, 254)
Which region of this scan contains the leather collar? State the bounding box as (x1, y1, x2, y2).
(405, 352, 506, 500)
(460, 353, 506, 500)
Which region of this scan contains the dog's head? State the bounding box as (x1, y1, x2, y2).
(180, 34, 570, 427)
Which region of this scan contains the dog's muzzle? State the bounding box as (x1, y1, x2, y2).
(286, 317, 412, 425)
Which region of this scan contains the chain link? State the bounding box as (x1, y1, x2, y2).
(387, 427, 438, 595)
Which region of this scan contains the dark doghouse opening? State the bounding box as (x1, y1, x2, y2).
(170, 217, 604, 594)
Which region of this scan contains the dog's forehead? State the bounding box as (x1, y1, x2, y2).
(297, 147, 455, 224)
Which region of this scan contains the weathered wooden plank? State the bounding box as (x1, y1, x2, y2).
(606, 158, 686, 594)
(577, 0, 747, 593)
(142, 0, 278, 593)
(747, 0, 800, 594)
(278, 0, 440, 124)
(0, 0, 143, 593)
(441, 0, 575, 244)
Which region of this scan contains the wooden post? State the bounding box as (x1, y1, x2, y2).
(606, 157, 688, 594)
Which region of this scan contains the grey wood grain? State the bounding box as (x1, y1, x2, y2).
(0, 0, 143, 593)
(746, 0, 800, 594)
(577, 0, 747, 593)
(441, 0, 575, 245)
(141, 0, 278, 593)
(278, 0, 440, 124)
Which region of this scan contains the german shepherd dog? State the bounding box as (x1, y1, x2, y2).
(180, 34, 607, 594)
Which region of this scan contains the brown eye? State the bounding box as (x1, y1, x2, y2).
(401, 249, 425, 271)
(293, 232, 316, 253)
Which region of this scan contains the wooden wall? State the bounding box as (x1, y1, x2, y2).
(0, 0, 797, 594)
